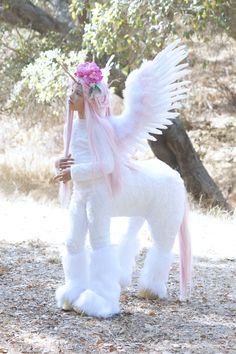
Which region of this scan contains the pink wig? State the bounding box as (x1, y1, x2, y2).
(83, 80, 122, 193)
(60, 64, 123, 205)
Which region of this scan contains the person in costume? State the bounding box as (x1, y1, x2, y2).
(54, 40, 192, 318)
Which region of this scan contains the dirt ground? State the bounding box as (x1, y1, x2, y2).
(0, 200, 235, 354)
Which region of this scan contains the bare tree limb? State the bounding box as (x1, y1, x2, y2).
(226, 0, 236, 40)
(0, 0, 70, 35)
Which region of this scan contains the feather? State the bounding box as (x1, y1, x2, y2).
(110, 39, 189, 152)
(147, 134, 157, 141)
(102, 55, 115, 83)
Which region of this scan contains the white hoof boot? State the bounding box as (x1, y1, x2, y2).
(73, 245, 121, 318)
(119, 274, 132, 288)
(73, 289, 120, 318)
(139, 247, 172, 300)
(62, 300, 73, 311)
(56, 283, 85, 309)
(56, 249, 89, 310)
(138, 283, 168, 300)
(155, 283, 168, 299)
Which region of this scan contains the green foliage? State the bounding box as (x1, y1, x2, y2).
(0, 0, 231, 114)
(10, 49, 86, 107)
(0, 24, 84, 115)
(81, 1, 175, 74)
(181, 0, 230, 38)
(72, 0, 230, 74)
(69, 0, 89, 20)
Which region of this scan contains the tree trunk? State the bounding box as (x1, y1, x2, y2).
(226, 0, 236, 40)
(54, 0, 72, 24)
(0, 0, 70, 35)
(148, 118, 231, 211)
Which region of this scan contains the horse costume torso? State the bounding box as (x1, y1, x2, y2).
(56, 40, 192, 318)
(71, 116, 185, 216)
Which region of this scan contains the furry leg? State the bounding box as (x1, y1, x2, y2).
(56, 249, 89, 310)
(73, 245, 121, 318)
(119, 217, 144, 287)
(138, 176, 185, 299)
(139, 246, 173, 299)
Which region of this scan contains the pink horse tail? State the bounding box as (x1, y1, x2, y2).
(179, 198, 192, 300)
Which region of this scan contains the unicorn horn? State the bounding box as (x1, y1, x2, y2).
(60, 63, 78, 83)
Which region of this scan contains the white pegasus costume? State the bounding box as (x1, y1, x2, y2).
(56, 39, 192, 318)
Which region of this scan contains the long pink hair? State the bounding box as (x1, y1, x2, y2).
(60, 79, 123, 205)
(84, 81, 122, 193)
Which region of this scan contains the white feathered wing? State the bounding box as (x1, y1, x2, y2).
(110, 39, 190, 155)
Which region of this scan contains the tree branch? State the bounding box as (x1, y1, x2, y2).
(226, 0, 236, 40)
(0, 0, 70, 35)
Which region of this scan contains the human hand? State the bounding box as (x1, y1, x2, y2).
(55, 154, 74, 170)
(53, 168, 72, 184)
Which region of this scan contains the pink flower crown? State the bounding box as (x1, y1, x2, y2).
(74, 62, 103, 85)
(74, 62, 103, 97)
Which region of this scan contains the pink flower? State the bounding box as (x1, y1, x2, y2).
(74, 62, 103, 85)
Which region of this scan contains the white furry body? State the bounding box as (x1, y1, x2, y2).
(56, 40, 190, 318)
(112, 159, 185, 219)
(56, 152, 186, 317)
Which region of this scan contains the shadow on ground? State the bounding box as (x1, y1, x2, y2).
(0, 240, 235, 353)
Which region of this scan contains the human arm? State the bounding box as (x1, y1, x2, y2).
(53, 168, 71, 183)
(55, 154, 74, 170)
(53, 154, 74, 183)
(53, 157, 114, 184)
(70, 155, 114, 182)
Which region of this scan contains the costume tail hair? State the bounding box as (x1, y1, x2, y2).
(179, 198, 192, 300)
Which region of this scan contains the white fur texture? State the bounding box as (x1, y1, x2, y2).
(62, 136, 187, 316)
(73, 245, 121, 318)
(111, 160, 185, 220)
(68, 158, 186, 306)
(139, 247, 173, 299)
(119, 217, 143, 287)
(56, 249, 89, 308)
(71, 118, 114, 182)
